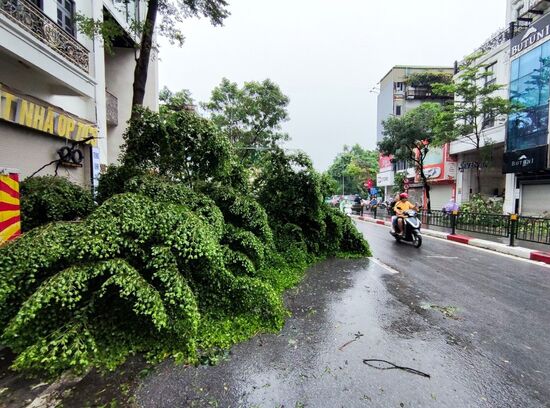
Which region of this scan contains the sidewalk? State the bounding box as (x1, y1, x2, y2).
(354, 214, 550, 265)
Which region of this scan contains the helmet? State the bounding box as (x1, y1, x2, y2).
(399, 193, 409, 199)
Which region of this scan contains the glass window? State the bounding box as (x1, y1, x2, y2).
(508, 42, 550, 152)
(485, 62, 496, 87)
(519, 46, 542, 78)
(395, 105, 402, 116)
(57, 0, 75, 36)
(511, 59, 520, 82)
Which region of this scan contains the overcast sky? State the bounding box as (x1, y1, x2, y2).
(158, 0, 506, 171)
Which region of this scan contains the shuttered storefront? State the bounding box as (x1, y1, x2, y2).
(429, 185, 453, 211)
(521, 183, 550, 216)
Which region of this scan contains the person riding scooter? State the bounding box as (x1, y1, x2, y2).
(393, 193, 418, 237)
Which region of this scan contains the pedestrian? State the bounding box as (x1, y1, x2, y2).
(443, 198, 459, 214)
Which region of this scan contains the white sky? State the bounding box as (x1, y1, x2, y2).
(158, 0, 506, 171)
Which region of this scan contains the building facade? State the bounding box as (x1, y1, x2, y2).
(375, 65, 455, 204)
(451, 29, 512, 206)
(0, 0, 158, 189)
(503, 0, 550, 215)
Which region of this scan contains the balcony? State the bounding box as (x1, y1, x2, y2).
(0, 0, 89, 73)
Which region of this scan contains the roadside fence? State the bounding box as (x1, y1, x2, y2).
(359, 205, 550, 247)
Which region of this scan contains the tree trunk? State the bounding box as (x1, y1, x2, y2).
(131, 0, 158, 115)
(422, 176, 431, 212)
(475, 165, 482, 195)
(475, 147, 482, 194)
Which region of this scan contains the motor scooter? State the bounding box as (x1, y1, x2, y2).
(390, 210, 422, 248)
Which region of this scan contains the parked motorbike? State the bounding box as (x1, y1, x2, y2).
(390, 210, 422, 248)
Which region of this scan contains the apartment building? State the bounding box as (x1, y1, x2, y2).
(0, 0, 158, 190)
(375, 65, 456, 209)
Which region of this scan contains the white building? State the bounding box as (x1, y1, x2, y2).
(375, 65, 455, 207)
(0, 0, 158, 188)
(451, 29, 511, 205)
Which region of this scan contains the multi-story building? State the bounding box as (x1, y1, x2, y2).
(0, 0, 158, 189)
(503, 0, 550, 215)
(375, 65, 456, 209)
(451, 27, 512, 206)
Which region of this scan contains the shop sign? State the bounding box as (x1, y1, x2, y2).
(378, 154, 393, 172)
(445, 162, 457, 179)
(376, 171, 394, 187)
(511, 12, 550, 57)
(502, 146, 548, 173)
(0, 84, 97, 146)
(458, 161, 488, 172)
(424, 166, 442, 179)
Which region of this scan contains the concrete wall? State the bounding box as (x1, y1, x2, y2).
(0, 121, 91, 186)
(104, 47, 159, 164)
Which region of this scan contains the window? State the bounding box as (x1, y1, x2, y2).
(482, 114, 495, 130)
(485, 62, 496, 87)
(507, 42, 550, 151)
(57, 0, 75, 36)
(394, 82, 404, 92)
(395, 105, 402, 116)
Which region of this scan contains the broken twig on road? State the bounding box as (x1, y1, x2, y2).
(362, 359, 431, 378)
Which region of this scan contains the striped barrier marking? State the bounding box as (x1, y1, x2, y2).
(0, 173, 21, 244)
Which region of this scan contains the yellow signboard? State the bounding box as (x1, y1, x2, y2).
(0, 84, 97, 146)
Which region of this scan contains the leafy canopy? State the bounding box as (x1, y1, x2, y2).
(432, 52, 516, 149)
(326, 144, 379, 196)
(202, 78, 290, 163)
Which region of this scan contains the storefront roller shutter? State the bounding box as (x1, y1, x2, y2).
(521, 184, 550, 216)
(429, 185, 453, 211)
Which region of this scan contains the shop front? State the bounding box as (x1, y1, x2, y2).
(418, 145, 457, 210)
(0, 84, 97, 186)
(504, 13, 550, 215)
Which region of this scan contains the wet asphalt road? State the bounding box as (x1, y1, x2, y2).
(136, 220, 550, 408)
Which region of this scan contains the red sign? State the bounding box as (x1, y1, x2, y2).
(366, 179, 374, 189)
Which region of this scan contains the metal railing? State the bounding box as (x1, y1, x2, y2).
(516, 216, 550, 245)
(358, 206, 550, 246)
(0, 0, 89, 72)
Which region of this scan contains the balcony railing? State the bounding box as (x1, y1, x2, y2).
(0, 0, 89, 73)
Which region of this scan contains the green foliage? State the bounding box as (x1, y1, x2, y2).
(379, 103, 444, 211)
(392, 172, 407, 195)
(19, 176, 95, 231)
(459, 194, 503, 214)
(0, 104, 370, 377)
(77, 1, 230, 51)
(159, 86, 195, 114)
(405, 71, 453, 89)
(432, 52, 517, 194)
(202, 78, 290, 164)
(326, 144, 379, 196)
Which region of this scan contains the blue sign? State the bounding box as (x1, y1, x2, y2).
(369, 187, 378, 196)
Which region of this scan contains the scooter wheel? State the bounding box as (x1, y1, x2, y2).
(413, 234, 422, 248)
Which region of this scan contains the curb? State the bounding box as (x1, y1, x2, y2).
(355, 215, 550, 265)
